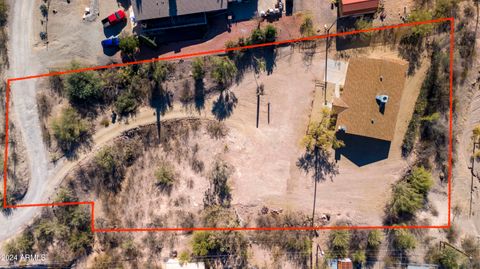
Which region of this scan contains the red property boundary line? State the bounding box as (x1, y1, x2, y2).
(2, 18, 454, 232)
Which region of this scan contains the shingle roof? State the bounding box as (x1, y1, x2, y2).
(132, 0, 228, 21)
(335, 57, 408, 141)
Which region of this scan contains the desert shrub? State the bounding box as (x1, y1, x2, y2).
(0, 0, 7, 26)
(3, 231, 34, 259)
(179, 251, 190, 265)
(191, 230, 248, 266)
(462, 235, 480, 267)
(446, 224, 459, 244)
(204, 159, 232, 207)
(151, 61, 171, 83)
(64, 65, 102, 106)
(392, 228, 416, 252)
(114, 90, 138, 117)
(192, 58, 206, 81)
(300, 16, 315, 37)
(121, 239, 140, 259)
(94, 147, 125, 193)
(355, 18, 373, 40)
(211, 56, 237, 87)
(90, 253, 113, 269)
(155, 162, 176, 188)
(250, 28, 266, 44)
(37, 93, 51, 119)
(329, 230, 351, 258)
(352, 250, 366, 266)
(434, 0, 459, 18)
(407, 10, 434, 37)
(51, 107, 90, 152)
(407, 166, 433, 195)
(100, 117, 110, 127)
(264, 24, 278, 42)
(206, 121, 228, 139)
(119, 35, 139, 57)
(367, 230, 383, 250)
(389, 181, 423, 219)
(255, 212, 312, 267)
(438, 248, 461, 269)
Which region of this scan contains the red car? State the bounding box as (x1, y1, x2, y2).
(102, 10, 126, 27)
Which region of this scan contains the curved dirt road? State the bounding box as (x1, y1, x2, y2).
(0, 0, 51, 242)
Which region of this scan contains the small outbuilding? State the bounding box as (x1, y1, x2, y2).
(339, 0, 379, 17)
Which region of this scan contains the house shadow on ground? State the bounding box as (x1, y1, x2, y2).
(335, 131, 391, 167)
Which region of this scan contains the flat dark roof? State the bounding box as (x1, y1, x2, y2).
(132, 0, 228, 21)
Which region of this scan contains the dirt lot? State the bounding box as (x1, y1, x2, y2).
(33, 0, 125, 67)
(70, 44, 439, 229)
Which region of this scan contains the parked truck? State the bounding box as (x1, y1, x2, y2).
(102, 10, 126, 27)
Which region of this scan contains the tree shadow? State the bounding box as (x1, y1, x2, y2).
(297, 148, 339, 182)
(233, 46, 278, 84)
(398, 33, 423, 75)
(212, 90, 238, 121)
(150, 86, 173, 140)
(194, 79, 205, 112)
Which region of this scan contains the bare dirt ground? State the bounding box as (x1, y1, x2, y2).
(453, 25, 480, 236)
(67, 44, 435, 231)
(34, 0, 123, 67)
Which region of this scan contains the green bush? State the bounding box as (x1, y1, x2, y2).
(390, 181, 423, 218)
(407, 166, 433, 195)
(119, 35, 139, 56)
(64, 66, 102, 106)
(264, 24, 277, 42)
(393, 228, 416, 252)
(191, 230, 248, 266)
(95, 147, 118, 173)
(437, 248, 460, 269)
(51, 107, 90, 152)
(300, 16, 315, 37)
(250, 28, 266, 44)
(155, 162, 175, 187)
(434, 0, 459, 18)
(211, 56, 237, 87)
(367, 230, 383, 250)
(408, 10, 434, 37)
(114, 90, 138, 117)
(192, 58, 206, 81)
(329, 230, 350, 258)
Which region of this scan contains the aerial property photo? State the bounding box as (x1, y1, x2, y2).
(0, 0, 477, 268)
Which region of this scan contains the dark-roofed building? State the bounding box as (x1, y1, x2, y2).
(133, 0, 229, 34)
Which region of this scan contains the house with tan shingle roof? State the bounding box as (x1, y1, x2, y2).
(334, 57, 408, 142)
